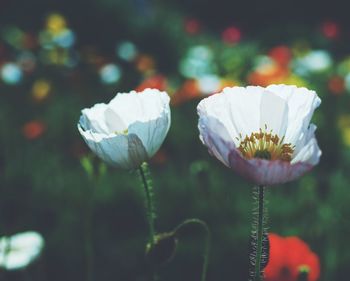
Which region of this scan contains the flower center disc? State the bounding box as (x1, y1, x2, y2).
(237, 128, 294, 162)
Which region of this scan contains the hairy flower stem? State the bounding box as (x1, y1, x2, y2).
(173, 219, 211, 281)
(255, 186, 264, 280)
(250, 185, 268, 281)
(138, 162, 158, 280)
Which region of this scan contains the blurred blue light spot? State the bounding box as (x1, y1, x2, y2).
(100, 64, 121, 84)
(1, 63, 22, 85)
(54, 29, 75, 48)
(117, 41, 137, 61)
(179, 45, 216, 78)
(188, 45, 213, 61)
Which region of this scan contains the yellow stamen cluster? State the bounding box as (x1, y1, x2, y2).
(237, 127, 294, 162)
(115, 129, 128, 135)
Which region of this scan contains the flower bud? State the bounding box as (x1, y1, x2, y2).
(145, 232, 178, 266)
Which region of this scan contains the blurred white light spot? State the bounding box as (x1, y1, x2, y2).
(100, 64, 121, 84)
(198, 75, 221, 94)
(293, 50, 332, 75)
(344, 73, 350, 92)
(0, 231, 45, 270)
(117, 41, 137, 61)
(1, 63, 23, 85)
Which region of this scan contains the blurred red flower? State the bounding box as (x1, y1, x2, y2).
(222, 26, 241, 44)
(22, 120, 46, 140)
(328, 76, 345, 95)
(185, 19, 201, 34)
(265, 233, 320, 281)
(268, 45, 292, 67)
(321, 21, 340, 39)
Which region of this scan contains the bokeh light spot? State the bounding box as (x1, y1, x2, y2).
(100, 64, 122, 84)
(1, 63, 22, 85)
(117, 41, 137, 61)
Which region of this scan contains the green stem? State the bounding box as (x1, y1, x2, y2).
(138, 162, 157, 280)
(174, 218, 211, 281)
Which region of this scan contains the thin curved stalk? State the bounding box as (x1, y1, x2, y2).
(174, 218, 211, 281)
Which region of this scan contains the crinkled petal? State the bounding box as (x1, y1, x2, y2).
(291, 124, 321, 165)
(128, 106, 171, 158)
(80, 103, 109, 134)
(78, 125, 131, 169)
(197, 113, 236, 167)
(266, 84, 321, 153)
(108, 88, 170, 128)
(198, 86, 264, 143)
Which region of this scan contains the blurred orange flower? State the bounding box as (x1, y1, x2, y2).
(265, 233, 320, 281)
(136, 55, 155, 74)
(248, 64, 290, 86)
(171, 79, 200, 106)
(136, 75, 167, 92)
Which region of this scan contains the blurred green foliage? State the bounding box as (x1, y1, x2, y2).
(1, 1, 350, 281)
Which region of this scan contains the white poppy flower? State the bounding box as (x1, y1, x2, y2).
(78, 88, 171, 169)
(197, 84, 321, 185)
(0, 231, 45, 270)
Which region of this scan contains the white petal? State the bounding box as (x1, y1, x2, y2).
(104, 107, 128, 133)
(291, 124, 321, 165)
(128, 107, 170, 158)
(259, 90, 288, 136)
(266, 84, 321, 151)
(108, 88, 170, 128)
(0, 232, 44, 270)
(78, 125, 153, 169)
(228, 150, 313, 185)
(197, 112, 236, 167)
(80, 103, 109, 134)
(198, 86, 264, 144)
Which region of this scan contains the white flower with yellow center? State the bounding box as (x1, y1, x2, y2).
(0, 231, 45, 270)
(197, 84, 321, 185)
(78, 88, 171, 169)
